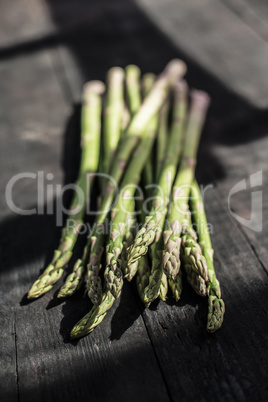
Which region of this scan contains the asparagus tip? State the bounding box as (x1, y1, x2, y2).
(190, 89, 211, 109)
(165, 59, 187, 79)
(83, 80, 105, 96)
(107, 66, 125, 81)
(125, 64, 141, 78)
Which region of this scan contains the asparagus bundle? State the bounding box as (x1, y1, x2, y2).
(85, 59, 186, 304)
(28, 81, 105, 299)
(102, 67, 125, 175)
(27, 60, 226, 340)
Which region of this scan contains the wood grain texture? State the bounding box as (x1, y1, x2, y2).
(137, 0, 268, 107)
(140, 187, 268, 401)
(0, 306, 17, 402)
(0, 0, 53, 49)
(220, 0, 268, 43)
(15, 285, 170, 402)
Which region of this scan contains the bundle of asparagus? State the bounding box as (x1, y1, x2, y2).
(28, 59, 225, 339)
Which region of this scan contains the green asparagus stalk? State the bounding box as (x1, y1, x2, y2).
(156, 99, 170, 181)
(141, 73, 156, 190)
(70, 289, 115, 339)
(163, 90, 210, 281)
(127, 80, 187, 269)
(102, 67, 125, 174)
(86, 60, 186, 304)
(155, 85, 170, 302)
(125, 65, 141, 115)
(28, 81, 105, 299)
(190, 180, 225, 332)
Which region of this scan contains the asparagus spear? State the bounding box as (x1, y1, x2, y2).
(70, 289, 115, 339)
(102, 67, 125, 175)
(141, 73, 156, 190)
(86, 59, 186, 304)
(156, 99, 170, 181)
(162, 90, 210, 281)
(190, 180, 225, 332)
(155, 89, 170, 302)
(125, 64, 141, 115)
(28, 81, 105, 299)
(127, 80, 187, 269)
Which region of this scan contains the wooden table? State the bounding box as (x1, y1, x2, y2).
(1, 1, 267, 401)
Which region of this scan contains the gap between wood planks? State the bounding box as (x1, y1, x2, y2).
(14, 311, 20, 402)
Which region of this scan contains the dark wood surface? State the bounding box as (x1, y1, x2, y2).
(0, 1, 267, 401)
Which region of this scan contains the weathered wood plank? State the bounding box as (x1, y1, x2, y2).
(140, 187, 268, 401)
(200, 138, 268, 275)
(0, 0, 53, 49)
(242, 0, 268, 21)
(136, 0, 268, 106)
(219, 0, 268, 43)
(16, 284, 170, 402)
(0, 306, 17, 402)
